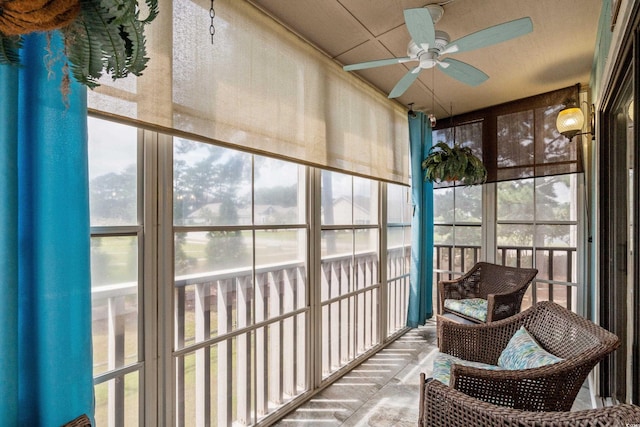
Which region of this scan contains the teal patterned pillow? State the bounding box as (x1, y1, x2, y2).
(432, 352, 503, 386)
(498, 326, 563, 370)
(443, 298, 488, 322)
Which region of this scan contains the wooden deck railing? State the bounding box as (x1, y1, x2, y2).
(434, 244, 578, 311)
(92, 246, 411, 426)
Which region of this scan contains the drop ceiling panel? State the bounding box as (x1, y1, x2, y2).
(247, 0, 603, 118)
(249, 1, 371, 57)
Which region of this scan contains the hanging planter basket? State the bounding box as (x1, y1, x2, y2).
(0, 0, 80, 36)
(0, 0, 159, 89)
(422, 141, 488, 186)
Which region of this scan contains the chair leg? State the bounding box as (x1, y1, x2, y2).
(418, 372, 426, 426)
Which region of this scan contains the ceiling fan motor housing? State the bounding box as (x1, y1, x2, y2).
(432, 30, 450, 51)
(408, 30, 450, 68)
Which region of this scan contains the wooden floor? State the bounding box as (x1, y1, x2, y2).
(274, 318, 593, 426)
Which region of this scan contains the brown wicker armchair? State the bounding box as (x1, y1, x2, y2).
(419, 377, 640, 427)
(62, 414, 91, 427)
(438, 262, 538, 323)
(435, 301, 620, 412)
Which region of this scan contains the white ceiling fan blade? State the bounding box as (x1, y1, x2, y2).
(442, 17, 533, 54)
(343, 56, 415, 72)
(437, 58, 489, 86)
(404, 8, 435, 48)
(388, 67, 421, 99)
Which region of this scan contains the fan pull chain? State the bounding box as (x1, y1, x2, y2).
(209, 0, 216, 44)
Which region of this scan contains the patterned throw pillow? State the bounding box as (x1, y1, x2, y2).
(498, 326, 564, 370)
(432, 352, 503, 386)
(443, 298, 488, 322)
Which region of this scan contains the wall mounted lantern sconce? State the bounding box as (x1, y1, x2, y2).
(428, 113, 437, 127)
(556, 100, 595, 140)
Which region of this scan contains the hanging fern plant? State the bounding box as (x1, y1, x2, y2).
(422, 141, 487, 186)
(0, 0, 158, 88)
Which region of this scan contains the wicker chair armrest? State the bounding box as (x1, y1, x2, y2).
(437, 314, 520, 363)
(62, 414, 92, 427)
(450, 361, 593, 412)
(437, 279, 471, 313)
(419, 376, 640, 427)
(485, 290, 526, 322)
(489, 290, 521, 303)
(438, 277, 478, 298)
(438, 264, 483, 305)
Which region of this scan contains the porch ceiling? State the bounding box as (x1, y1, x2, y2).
(246, 0, 602, 119)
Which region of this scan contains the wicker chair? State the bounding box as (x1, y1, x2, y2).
(62, 414, 91, 427)
(438, 262, 538, 323)
(419, 377, 640, 426)
(434, 301, 620, 412)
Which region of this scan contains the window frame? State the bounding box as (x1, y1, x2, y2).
(85, 120, 410, 426)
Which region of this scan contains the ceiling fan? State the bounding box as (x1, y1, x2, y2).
(343, 4, 533, 98)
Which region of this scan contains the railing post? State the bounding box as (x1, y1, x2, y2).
(107, 295, 125, 427)
(321, 264, 330, 375)
(217, 279, 231, 426)
(255, 272, 268, 416)
(175, 286, 185, 427)
(269, 271, 283, 404)
(283, 268, 296, 397)
(237, 276, 252, 424)
(194, 282, 210, 427)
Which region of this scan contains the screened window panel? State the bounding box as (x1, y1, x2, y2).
(386, 183, 411, 224)
(173, 141, 252, 227)
(454, 186, 482, 222)
(535, 175, 577, 221)
(434, 225, 453, 245)
(454, 226, 482, 246)
(497, 224, 535, 247)
(87, 0, 409, 184)
(88, 118, 138, 226)
(497, 179, 535, 221)
(433, 188, 454, 223)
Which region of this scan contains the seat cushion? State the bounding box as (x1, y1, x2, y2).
(498, 326, 563, 370)
(432, 352, 503, 386)
(443, 298, 488, 322)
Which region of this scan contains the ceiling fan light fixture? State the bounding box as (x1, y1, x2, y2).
(424, 4, 444, 24)
(419, 51, 438, 69)
(556, 105, 584, 139)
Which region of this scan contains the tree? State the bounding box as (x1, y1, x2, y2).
(90, 164, 137, 224)
(254, 185, 297, 207)
(173, 141, 251, 270)
(205, 198, 247, 270)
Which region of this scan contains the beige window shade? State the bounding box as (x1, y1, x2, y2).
(88, 0, 409, 184)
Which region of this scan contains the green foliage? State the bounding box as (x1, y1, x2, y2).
(0, 0, 158, 88)
(0, 35, 22, 65)
(422, 141, 487, 186)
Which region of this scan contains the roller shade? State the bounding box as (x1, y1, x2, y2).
(431, 85, 583, 187)
(87, 0, 409, 184)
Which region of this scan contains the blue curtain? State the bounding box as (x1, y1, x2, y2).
(407, 112, 434, 327)
(0, 33, 94, 425)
